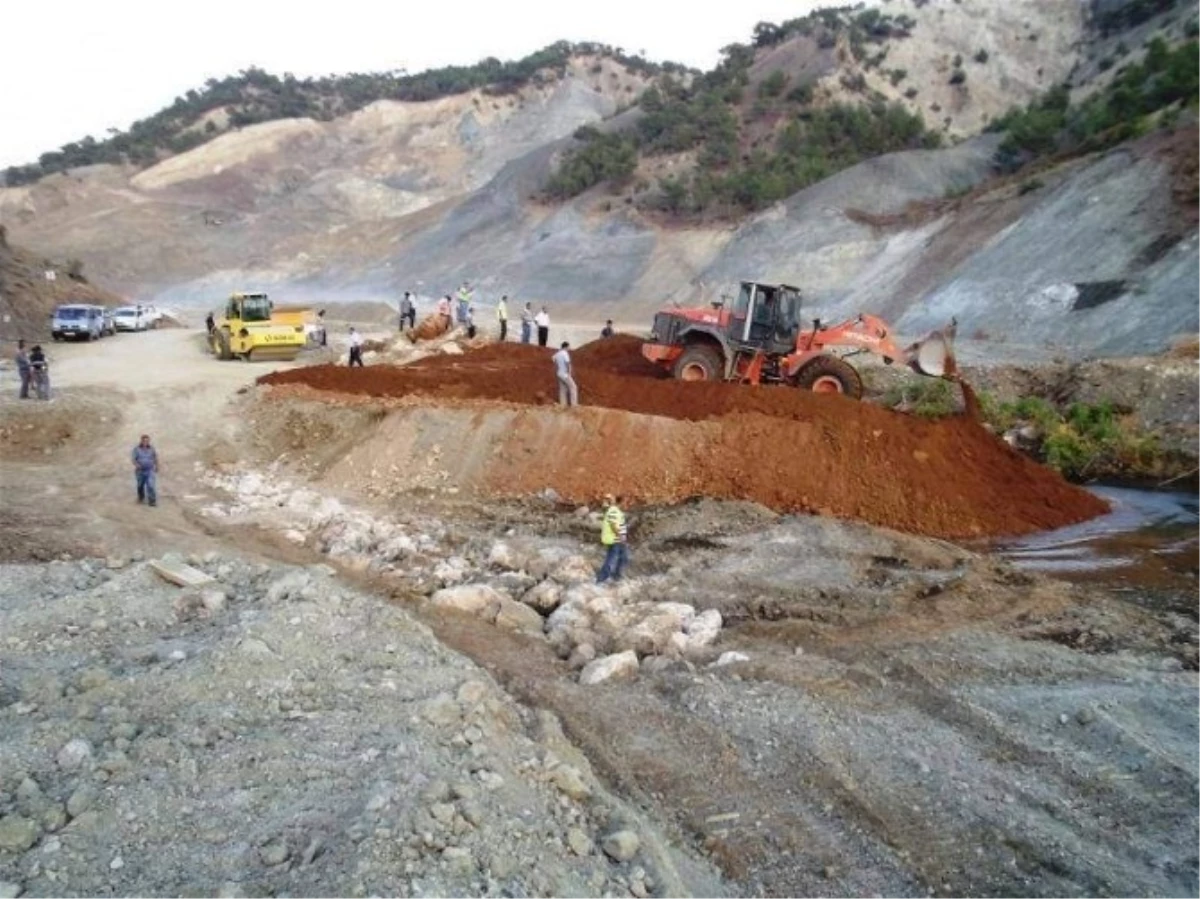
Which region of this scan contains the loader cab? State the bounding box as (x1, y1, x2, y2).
(227, 292, 272, 323)
(729, 281, 802, 354)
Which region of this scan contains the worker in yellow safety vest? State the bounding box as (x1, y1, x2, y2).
(596, 493, 629, 584)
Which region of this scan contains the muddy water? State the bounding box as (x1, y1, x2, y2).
(997, 486, 1198, 594)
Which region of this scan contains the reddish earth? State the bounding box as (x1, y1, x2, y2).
(259, 336, 1109, 539)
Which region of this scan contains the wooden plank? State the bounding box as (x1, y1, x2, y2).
(149, 559, 215, 588)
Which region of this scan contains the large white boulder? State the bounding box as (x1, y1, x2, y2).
(494, 598, 545, 635)
(579, 651, 640, 686)
(430, 584, 503, 622)
(520, 579, 563, 614)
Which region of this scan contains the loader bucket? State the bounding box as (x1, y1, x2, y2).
(905, 319, 958, 379)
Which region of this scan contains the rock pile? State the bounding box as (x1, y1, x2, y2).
(200, 468, 729, 684)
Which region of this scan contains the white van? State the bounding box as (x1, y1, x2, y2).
(51, 304, 104, 341)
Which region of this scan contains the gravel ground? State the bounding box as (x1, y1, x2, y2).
(0, 553, 726, 898)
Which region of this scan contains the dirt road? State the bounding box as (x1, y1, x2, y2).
(1, 328, 1196, 897)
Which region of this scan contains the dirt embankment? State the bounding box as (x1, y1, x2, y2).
(258, 336, 1108, 539)
(0, 226, 126, 342)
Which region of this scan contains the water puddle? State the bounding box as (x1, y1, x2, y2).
(997, 486, 1198, 593)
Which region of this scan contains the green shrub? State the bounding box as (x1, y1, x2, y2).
(759, 70, 789, 98)
(545, 130, 638, 198)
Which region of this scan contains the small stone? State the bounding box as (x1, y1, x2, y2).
(301, 837, 323, 866)
(442, 845, 475, 875)
(429, 803, 456, 824)
(109, 855, 124, 871)
(201, 589, 228, 615)
(106, 557, 128, 570)
(238, 638, 275, 657)
(1058, 713, 1070, 725)
(550, 766, 591, 802)
(1076, 706, 1097, 726)
(567, 643, 597, 670)
(630, 879, 650, 898)
(0, 880, 22, 898)
(449, 782, 476, 801)
(714, 651, 749, 667)
(420, 693, 462, 727)
(420, 780, 450, 804)
(459, 801, 484, 827)
(0, 816, 40, 852)
(260, 840, 290, 866)
(57, 739, 94, 771)
(66, 782, 97, 816)
(456, 681, 488, 706)
(601, 829, 640, 862)
(567, 827, 593, 856)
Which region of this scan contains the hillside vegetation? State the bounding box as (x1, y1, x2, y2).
(991, 36, 1198, 171)
(546, 6, 942, 215)
(2, 42, 684, 187)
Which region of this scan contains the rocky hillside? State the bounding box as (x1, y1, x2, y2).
(0, 227, 126, 341)
(0, 0, 1196, 358)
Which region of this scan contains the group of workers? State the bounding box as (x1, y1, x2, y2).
(12, 339, 51, 400)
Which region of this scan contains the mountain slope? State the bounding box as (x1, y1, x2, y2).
(0, 0, 1195, 359)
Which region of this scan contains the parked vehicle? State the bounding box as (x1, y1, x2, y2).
(51, 304, 104, 341)
(112, 306, 147, 332)
(96, 306, 116, 336)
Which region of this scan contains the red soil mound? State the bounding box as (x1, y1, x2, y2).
(259, 336, 1108, 538)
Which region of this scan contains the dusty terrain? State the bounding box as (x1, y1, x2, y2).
(1, 329, 1196, 898)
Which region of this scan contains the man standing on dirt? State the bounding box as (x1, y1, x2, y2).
(348, 327, 365, 367)
(14, 339, 31, 400)
(601, 320, 615, 339)
(456, 283, 472, 324)
(400, 292, 416, 332)
(596, 493, 629, 584)
(520, 302, 534, 344)
(535, 306, 550, 348)
(552, 341, 578, 407)
(28, 345, 50, 400)
(132, 434, 159, 507)
(205, 312, 215, 336)
(496, 295, 509, 342)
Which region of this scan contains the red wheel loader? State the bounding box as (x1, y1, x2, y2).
(641, 281, 958, 398)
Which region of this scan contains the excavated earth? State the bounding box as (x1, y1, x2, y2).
(259, 336, 1108, 540)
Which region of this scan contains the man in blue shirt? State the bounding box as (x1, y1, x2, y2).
(131, 434, 159, 507)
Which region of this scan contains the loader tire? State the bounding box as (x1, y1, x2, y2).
(793, 355, 863, 399)
(673, 344, 723, 382)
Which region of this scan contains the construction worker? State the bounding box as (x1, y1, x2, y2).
(456, 283, 472, 324)
(520, 302, 534, 344)
(14, 339, 31, 400)
(28, 345, 49, 400)
(466, 306, 477, 339)
(535, 306, 550, 348)
(496, 295, 509, 341)
(205, 312, 215, 335)
(552, 341, 578, 406)
(348, 327, 365, 367)
(601, 320, 615, 339)
(399, 292, 416, 331)
(437, 295, 452, 321)
(595, 493, 629, 584)
(131, 434, 159, 507)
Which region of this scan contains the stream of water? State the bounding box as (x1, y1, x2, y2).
(998, 486, 1198, 594)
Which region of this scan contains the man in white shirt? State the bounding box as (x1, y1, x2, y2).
(535, 307, 550, 347)
(496, 295, 509, 342)
(348, 327, 365, 367)
(551, 341, 578, 406)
